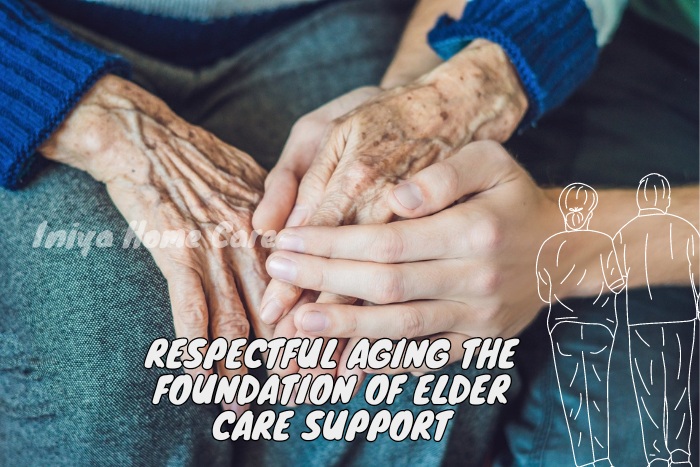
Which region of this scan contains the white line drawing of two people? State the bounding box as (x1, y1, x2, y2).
(537, 174, 699, 467)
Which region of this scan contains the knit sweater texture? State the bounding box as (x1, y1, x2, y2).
(0, 0, 614, 189)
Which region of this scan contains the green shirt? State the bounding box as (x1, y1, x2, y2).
(631, 0, 699, 43)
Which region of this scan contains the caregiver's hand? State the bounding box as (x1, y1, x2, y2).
(268, 141, 566, 373)
(40, 75, 270, 390)
(255, 39, 528, 326)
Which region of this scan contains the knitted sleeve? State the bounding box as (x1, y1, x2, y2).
(0, 0, 128, 189)
(427, 0, 600, 127)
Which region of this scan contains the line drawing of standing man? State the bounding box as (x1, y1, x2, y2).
(614, 173, 700, 467)
(537, 183, 625, 467)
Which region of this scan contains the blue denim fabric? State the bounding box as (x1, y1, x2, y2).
(497, 11, 700, 467)
(0, 1, 513, 465)
(1, 3, 698, 467)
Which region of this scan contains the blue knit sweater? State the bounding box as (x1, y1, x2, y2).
(0, 0, 605, 189)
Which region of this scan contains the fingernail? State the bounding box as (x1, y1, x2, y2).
(267, 257, 297, 282)
(276, 233, 304, 252)
(286, 206, 308, 227)
(393, 183, 423, 210)
(301, 311, 328, 332)
(260, 299, 284, 324)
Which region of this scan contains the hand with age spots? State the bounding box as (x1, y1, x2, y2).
(267, 142, 564, 377)
(41, 75, 271, 414)
(252, 40, 529, 385)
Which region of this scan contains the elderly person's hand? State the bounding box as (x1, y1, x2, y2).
(266, 141, 598, 375)
(40, 75, 270, 406)
(254, 40, 528, 331)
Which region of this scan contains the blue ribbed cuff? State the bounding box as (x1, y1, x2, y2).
(428, 0, 599, 128)
(0, 0, 129, 189)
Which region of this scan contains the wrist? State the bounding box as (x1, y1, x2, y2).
(39, 75, 165, 182)
(420, 39, 528, 141)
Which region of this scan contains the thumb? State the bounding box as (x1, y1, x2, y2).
(388, 140, 517, 218)
(254, 87, 381, 232)
(253, 164, 300, 232)
(253, 117, 319, 232)
(286, 122, 351, 227)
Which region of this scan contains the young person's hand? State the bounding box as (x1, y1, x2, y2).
(268, 141, 567, 375)
(255, 40, 528, 330)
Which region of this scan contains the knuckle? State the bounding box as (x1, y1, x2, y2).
(290, 116, 316, 136)
(440, 161, 462, 199)
(311, 205, 343, 227)
(215, 314, 250, 338)
(372, 267, 405, 304)
(474, 213, 503, 253)
(371, 226, 405, 263)
(399, 306, 425, 338)
(340, 311, 359, 336)
(479, 299, 503, 321)
(177, 304, 208, 330)
(476, 266, 502, 295)
(299, 168, 328, 198)
(318, 261, 335, 291)
(327, 234, 343, 259)
(338, 164, 376, 198)
(473, 140, 505, 157)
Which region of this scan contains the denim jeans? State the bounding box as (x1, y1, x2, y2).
(0, 1, 512, 465)
(497, 11, 699, 467)
(1, 3, 697, 467)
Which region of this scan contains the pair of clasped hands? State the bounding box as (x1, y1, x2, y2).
(41, 40, 572, 412)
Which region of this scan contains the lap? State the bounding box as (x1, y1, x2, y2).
(5, 1, 507, 466)
(0, 164, 228, 465)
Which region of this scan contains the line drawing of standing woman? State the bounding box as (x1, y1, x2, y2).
(537, 183, 625, 467)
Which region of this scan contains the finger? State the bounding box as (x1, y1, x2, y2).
(293, 331, 346, 399)
(306, 150, 395, 227)
(269, 290, 317, 378)
(270, 311, 301, 379)
(266, 251, 490, 304)
(287, 151, 341, 228)
(204, 266, 251, 415)
(167, 268, 213, 378)
(294, 300, 464, 339)
(204, 273, 250, 372)
(365, 333, 466, 375)
(252, 165, 300, 233)
(289, 292, 354, 396)
(257, 130, 349, 324)
(253, 111, 329, 232)
(388, 140, 517, 218)
(287, 86, 381, 227)
(337, 337, 367, 398)
(275, 213, 461, 263)
(230, 248, 273, 340)
(278, 202, 504, 264)
(259, 278, 304, 325)
(258, 153, 354, 326)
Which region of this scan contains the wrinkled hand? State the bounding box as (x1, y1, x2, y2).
(252, 86, 382, 232)
(268, 141, 563, 375)
(255, 40, 528, 330)
(41, 76, 270, 406)
(253, 40, 527, 388)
